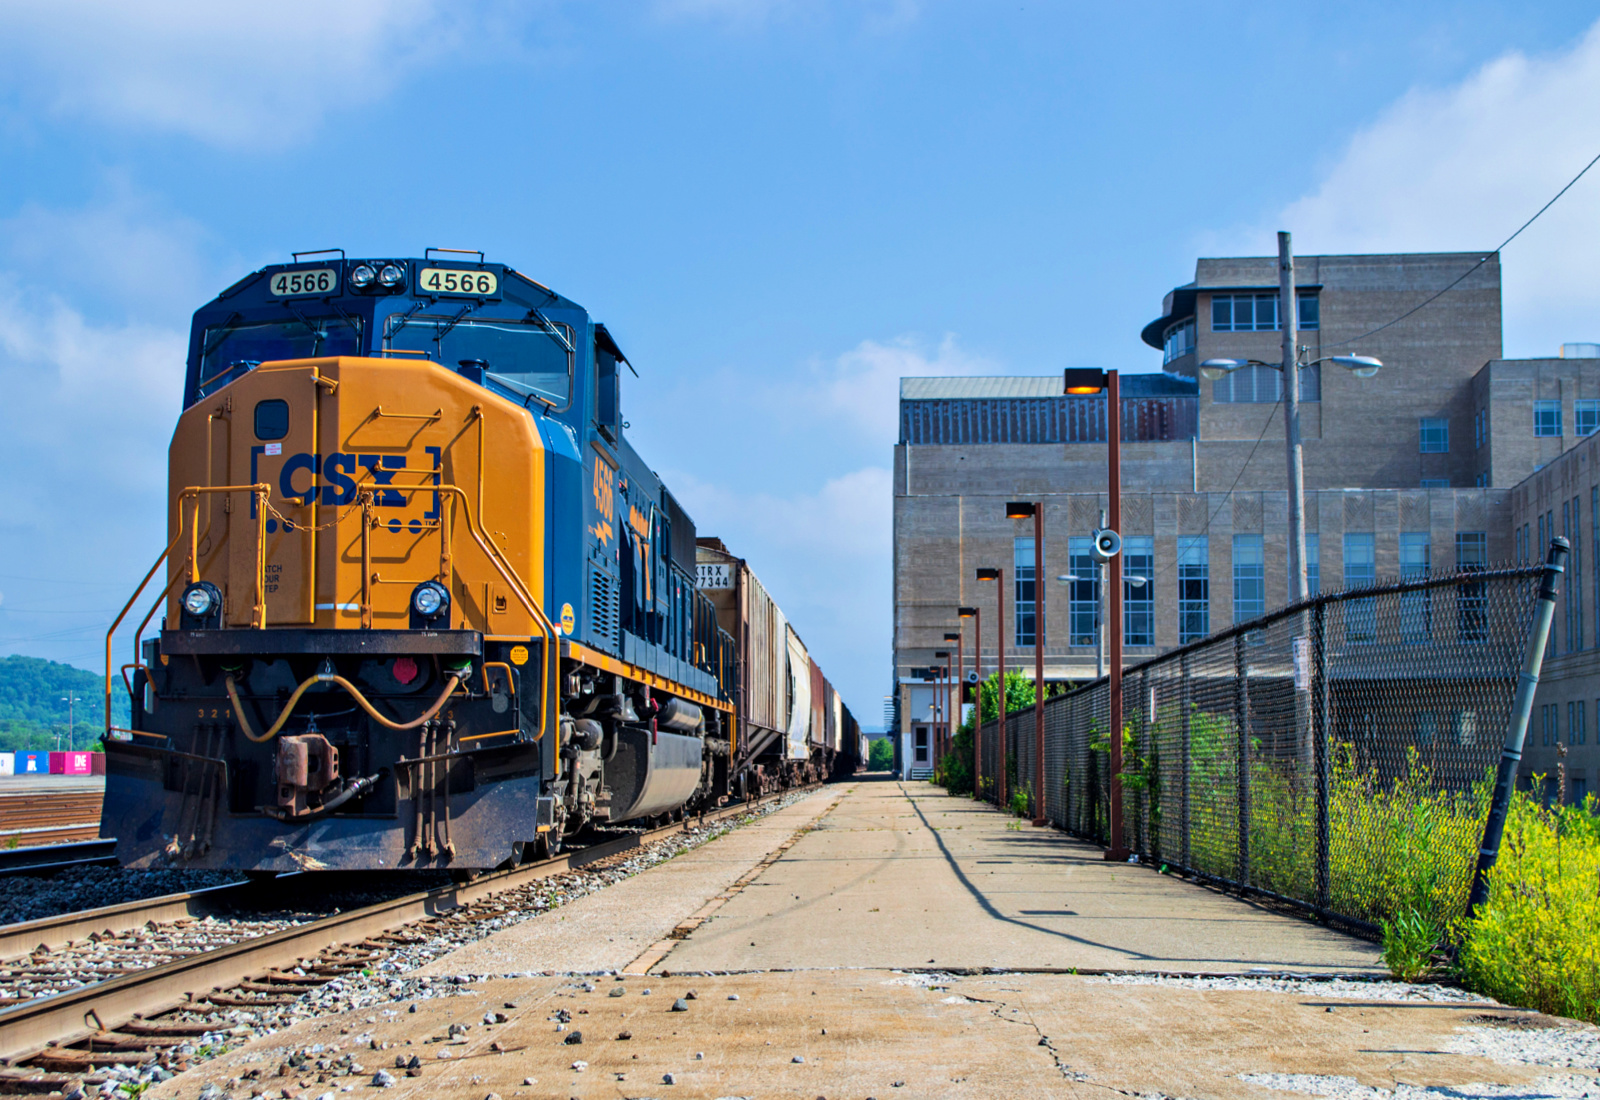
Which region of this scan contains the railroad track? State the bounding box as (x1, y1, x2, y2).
(0, 787, 816, 1094)
(0, 793, 103, 850)
(0, 840, 118, 879)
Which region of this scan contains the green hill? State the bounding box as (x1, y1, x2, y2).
(0, 655, 129, 752)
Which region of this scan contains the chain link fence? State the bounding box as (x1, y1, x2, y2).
(971, 565, 1543, 933)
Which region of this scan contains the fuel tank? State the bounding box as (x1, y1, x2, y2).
(603, 727, 702, 822)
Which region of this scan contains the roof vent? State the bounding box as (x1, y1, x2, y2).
(1560, 342, 1600, 359)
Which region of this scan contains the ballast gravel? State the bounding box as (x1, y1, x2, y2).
(70, 793, 815, 1098)
(0, 864, 239, 925)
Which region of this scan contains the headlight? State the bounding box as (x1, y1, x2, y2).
(412, 582, 448, 617)
(378, 263, 405, 287)
(183, 585, 215, 617)
(350, 264, 376, 288)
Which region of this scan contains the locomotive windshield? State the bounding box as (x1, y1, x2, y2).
(385, 314, 574, 409)
(199, 315, 362, 397)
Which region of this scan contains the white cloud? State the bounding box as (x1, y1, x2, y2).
(0, 0, 458, 146)
(1236, 18, 1600, 357)
(822, 333, 994, 443)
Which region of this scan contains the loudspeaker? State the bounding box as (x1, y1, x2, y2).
(1092, 528, 1122, 561)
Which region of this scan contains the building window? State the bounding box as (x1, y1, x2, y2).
(1541, 704, 1554, 747)
(1570, 700, 1586, 746)
(1476, 473, 1489, 487)
(1400, 532, 1431, 643)
(1233, 534, 1264, 628)
(1421, 479, 1450, 488)
(1456, 708, 1478, 746)
(1178, 536, 1210, 643)
(1210, 292, 1320, 332)
(1457, 531, 1489, 643)
(1418, 711, 1436, 745)
(1534, 400, 1563, 437)
(1014, 537, 1038, 648)
(1566, 498, 1583, 652)
(1303, 532, 1320, 597)
(1344, 533, 1376, 642)
(1573, 777, 1589, 806)
(1578, 399, 1600, 437)
(1213, 363, 1321, 404)
(1419, 418, 1449, 453)
(1124, 536, 1154, 646)
(1067, 537, 1099, 646)
(1163, 318, 1196, 365)
(1474, 408, 1486, 449)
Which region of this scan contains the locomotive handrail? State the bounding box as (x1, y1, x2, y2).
(105, 484, 269, 738)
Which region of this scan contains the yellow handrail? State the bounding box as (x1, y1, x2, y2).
(105, 484, 268, 737)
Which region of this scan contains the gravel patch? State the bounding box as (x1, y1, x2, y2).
(103, 791, 817, 1097)
(1239, 1072, 1600, 1099)
(1088, 973, 1495, 1003)
(0, 865, 239, 925)
(1447, 1023, 1600, 1070)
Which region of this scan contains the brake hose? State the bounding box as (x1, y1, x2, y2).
(226, 669, 466, 742)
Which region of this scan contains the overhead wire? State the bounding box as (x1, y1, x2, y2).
(1327, 146, 1600, 349)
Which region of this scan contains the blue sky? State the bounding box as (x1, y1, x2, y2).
(2, 1, 1600, 727)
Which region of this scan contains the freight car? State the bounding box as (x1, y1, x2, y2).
(101, 251, 853, 871)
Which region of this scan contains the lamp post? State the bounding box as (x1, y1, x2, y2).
(1005, 501, 1049, 826)
(934, 650, 951, 763)
(957, 607, 977, 779)
(1062, 366, 1128, 858)
(942, 633, 962, 761)
(1057, 573, 1147, 685)
(1201, 234, 1382, 602)
(976, 567, 1004, 805)
(960, 605, 980, 791)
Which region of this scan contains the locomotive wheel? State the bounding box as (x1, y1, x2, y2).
(535, 828, 563, 860)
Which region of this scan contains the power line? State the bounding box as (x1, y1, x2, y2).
(1329, 147, 1600, 349)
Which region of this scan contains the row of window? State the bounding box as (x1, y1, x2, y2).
(1539, 701, 1591, 747)
(1211, 293, 1321, 333)
(1517, 494, 1589, 655)
(1007, 531, 1487, 647)
(1213, 363, 1321, 404)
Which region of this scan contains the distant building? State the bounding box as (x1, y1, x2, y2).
(891, 249, 1599, 793)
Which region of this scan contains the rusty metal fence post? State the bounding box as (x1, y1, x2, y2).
(1234, 632, 1251, 889)
(1180, 652, 1192, 873)
(1312, 601, 1331, 911)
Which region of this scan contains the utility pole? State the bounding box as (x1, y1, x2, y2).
(61, 693, 76, 751)
(1280, 231, 1308, 603)
(1107, 370, 1128, 860)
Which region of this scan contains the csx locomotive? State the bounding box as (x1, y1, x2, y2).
(102, 250, 858, 872)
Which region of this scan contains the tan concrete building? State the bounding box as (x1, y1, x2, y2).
(892, 250, 1600, 783)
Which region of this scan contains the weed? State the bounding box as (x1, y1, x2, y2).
(1381, 905, 1442, 981)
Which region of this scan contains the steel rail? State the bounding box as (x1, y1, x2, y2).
(0, 787, 813, 1063)
(0, 840, 119, 880)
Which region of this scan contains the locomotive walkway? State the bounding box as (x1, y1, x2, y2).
(148, 780, 1584, 1100)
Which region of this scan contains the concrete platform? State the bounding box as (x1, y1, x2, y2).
(659, 778, 1383, 975)
(146, 780, 1600, 1100)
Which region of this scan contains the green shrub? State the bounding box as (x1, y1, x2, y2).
(1381, 905, 1443, 981)
(1455, 792, 1600, 1023)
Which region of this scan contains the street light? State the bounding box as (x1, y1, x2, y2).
(1198, 231, 1384, 604)
(1057, 573, 1146, 680)
(957, 606, 978, 778)
(934, 649, 951, 764)
(976, 567, 1004, 805)
(1006, 501, 1049, 827)
(942, 633, 962, 762)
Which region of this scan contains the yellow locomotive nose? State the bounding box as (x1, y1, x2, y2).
(166, 354, 546, 635)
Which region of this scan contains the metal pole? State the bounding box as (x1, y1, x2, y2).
(997, 566, 1006, 807)
(956, 626, 965, 757)
(1467, 537, 1568, 919)
(1313, 600, 1330, 911)
(1280, 231, 1308, 604)
(1107, 370, 1127, 859)
(974, 607, 982, 797)
(1235, 631, 1251, 888)
(1033, 506, 1047, 825)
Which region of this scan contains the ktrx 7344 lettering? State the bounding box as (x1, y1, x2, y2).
(102, 252, 860, 872)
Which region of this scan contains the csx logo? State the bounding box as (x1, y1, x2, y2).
(253, 449, 416, 507)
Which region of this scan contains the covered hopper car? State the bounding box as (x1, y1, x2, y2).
(101, 251, 857, 871)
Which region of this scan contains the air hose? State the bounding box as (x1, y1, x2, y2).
(225, 669, 466, 743)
